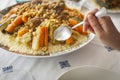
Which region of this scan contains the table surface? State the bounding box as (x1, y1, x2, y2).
(0, 0, 120, 80)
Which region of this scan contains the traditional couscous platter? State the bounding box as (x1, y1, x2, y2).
(0, 0, 94, 57)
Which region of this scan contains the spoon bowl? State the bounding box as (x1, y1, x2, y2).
(54, 25, 72, 41)
(54, 21, 84, 41)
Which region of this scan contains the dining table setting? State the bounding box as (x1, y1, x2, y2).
(0, 0, 120, 80)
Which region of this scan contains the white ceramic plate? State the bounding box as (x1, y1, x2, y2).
(58, 66, 120, 80)
(0, 1, 95, 58)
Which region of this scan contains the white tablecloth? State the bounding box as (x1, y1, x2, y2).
(0, 0, 120, 80)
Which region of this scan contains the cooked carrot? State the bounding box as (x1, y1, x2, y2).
(9, 7, 18, 14)
(69, 18, 88, 35)
(44, 26, 49, 47)
(82, 31, 88, 35)
(39, 27, 45, 47)
(73, 25, 88, 35)
(66, 36, 74, 45)
(5, 16, 23, 32)
(78, 26, 88, 35)
(73, 25, 82, 33)
(5, 23, 16, 32)
(13, 16, 23, 26)
(73, 27, 79, 32)
(64, 7, 72, 11)
(79, 13, 84, 19)
(18, 28, 29, 37)
(22, 15, 28, 23)
(69, 19, 78, 27)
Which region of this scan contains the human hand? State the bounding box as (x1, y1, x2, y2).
(83, 9, 120, 50)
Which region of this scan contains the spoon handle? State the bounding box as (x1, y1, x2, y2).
(71, 7, 107, 29)
(72, 21, 84, 29)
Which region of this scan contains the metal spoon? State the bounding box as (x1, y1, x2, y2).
(54, 7, 107, 41)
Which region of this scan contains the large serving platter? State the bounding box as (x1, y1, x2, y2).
(0, 1, 95, 58)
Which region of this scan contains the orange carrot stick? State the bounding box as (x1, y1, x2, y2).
(5, 16, 23, 32)
(77, 26, 88, 35)
(18, 28, 29, 37)
(39, 27, 45, 47)
(73, 25, 88, 35)
(5, 23, 16, 32)
(44, 26, 48, 47)
(22, 15, 28, 23)
(66, 36, 74, 45)
(69, 19, 78, 27)
(13, 16, 23, 26)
